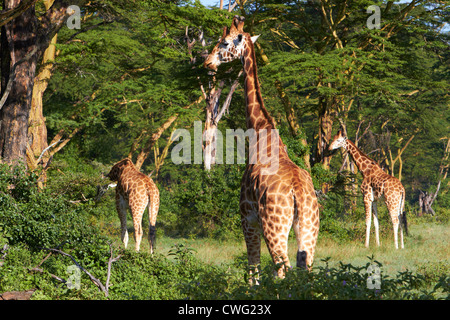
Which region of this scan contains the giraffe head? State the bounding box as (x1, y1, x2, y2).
(204, 16, 259, 70)
(106, 158, 134, 181)
(329, 130, 348, 151)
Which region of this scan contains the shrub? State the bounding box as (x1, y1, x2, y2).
(157, 164, 243, 239)
(0, 163, 110, 263)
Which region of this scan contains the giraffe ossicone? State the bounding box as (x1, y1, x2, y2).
(106, 158, 160, 253)
(205, 16, 320, 284)
(329, 130, 407, 249)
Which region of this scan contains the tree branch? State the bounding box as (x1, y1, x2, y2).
(42, 243, 121, 297)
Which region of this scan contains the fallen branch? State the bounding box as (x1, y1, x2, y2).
(29, 240, 69, 284)
(29, 267, 66, 284)
(41, 243, 121, 297)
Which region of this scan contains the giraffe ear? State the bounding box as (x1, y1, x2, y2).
(222, 26, 228, 38)
(250, 35, 260, 43)
(237, 17, 245, 32)
(230, 16, 239, 32)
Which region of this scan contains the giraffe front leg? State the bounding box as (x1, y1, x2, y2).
(361, 183, 374, 248)
(116, 194, 129, 249)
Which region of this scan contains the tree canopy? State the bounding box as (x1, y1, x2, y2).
(0, 0, 448, 232)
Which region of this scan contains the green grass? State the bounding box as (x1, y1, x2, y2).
(314, 223, 449, 278)
(107, 219, 448, 281)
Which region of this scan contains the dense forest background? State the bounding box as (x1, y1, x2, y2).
(0, 0, 448, 301)
(0, 0, 448, 238)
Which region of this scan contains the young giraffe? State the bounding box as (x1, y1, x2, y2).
(204, 16, 320, 282)
(106, 158, 160, 253)
(329, 130, 407, 249)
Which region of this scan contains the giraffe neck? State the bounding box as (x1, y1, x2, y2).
(346, 140, 380, 178)
(240, 39, 289, 163)
(241, 39, 276, 131)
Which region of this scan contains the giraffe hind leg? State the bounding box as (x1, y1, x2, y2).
(293, 205, 319, 270)
(293, 215, 307, 269)
(264, 235, 290, 279)
(262, 208, 291, 278)
(241, 213, 262, 285)
(364, 198, 373, 248)
(130, 204, 146, 252)
(372, 201, 380, 247)
(389, 200, 404, 249)
(116, 195, 129, 249)
(148, 190, 159, 254)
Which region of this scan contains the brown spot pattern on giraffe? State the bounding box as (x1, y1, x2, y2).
(106, 158, 160, 253)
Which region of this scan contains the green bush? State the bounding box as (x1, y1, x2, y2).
(0, 163, 110, 265)
(158, 164, 243, 239)
(179, 255, 449, 300)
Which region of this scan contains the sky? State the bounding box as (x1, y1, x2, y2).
(198, 1, 448, 31)
(199, 0, 221, 7)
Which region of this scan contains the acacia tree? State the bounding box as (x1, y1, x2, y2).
(41, 0, 229, 175)
(0, 0, 85, 167)
(252, 1, 447, 155)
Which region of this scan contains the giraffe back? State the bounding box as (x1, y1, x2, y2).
(106, 158, 159, 203)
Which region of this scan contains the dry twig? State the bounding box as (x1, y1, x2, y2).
(40, 242, 121, 297)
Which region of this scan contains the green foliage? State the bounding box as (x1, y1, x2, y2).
(0, 163, 109, 259)
(178, 255, 448, 300)
(0, 166, 446, 300)
(158, 164, 243, 239)
(1, 0, 448, 301)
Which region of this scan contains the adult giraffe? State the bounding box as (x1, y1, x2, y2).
(204, 16, 320, 282)
(329, 130, 407, 249)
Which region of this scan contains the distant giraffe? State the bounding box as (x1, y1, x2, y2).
(329, 130, 407, 249)
(204, 16, 320, 283)
(106, 158, 160, 253)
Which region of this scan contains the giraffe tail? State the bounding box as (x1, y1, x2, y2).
(401, 211, 408, 236)
(400, 191, 408, 236)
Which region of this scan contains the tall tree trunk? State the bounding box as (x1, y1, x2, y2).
(134, 114, 179, 171)
(316, 95, 334, 169)
(315, 94, 334, 193)
(27, 0, 56, 176)
(0, 0, 38, 167)
(27, 35, 56, 165)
